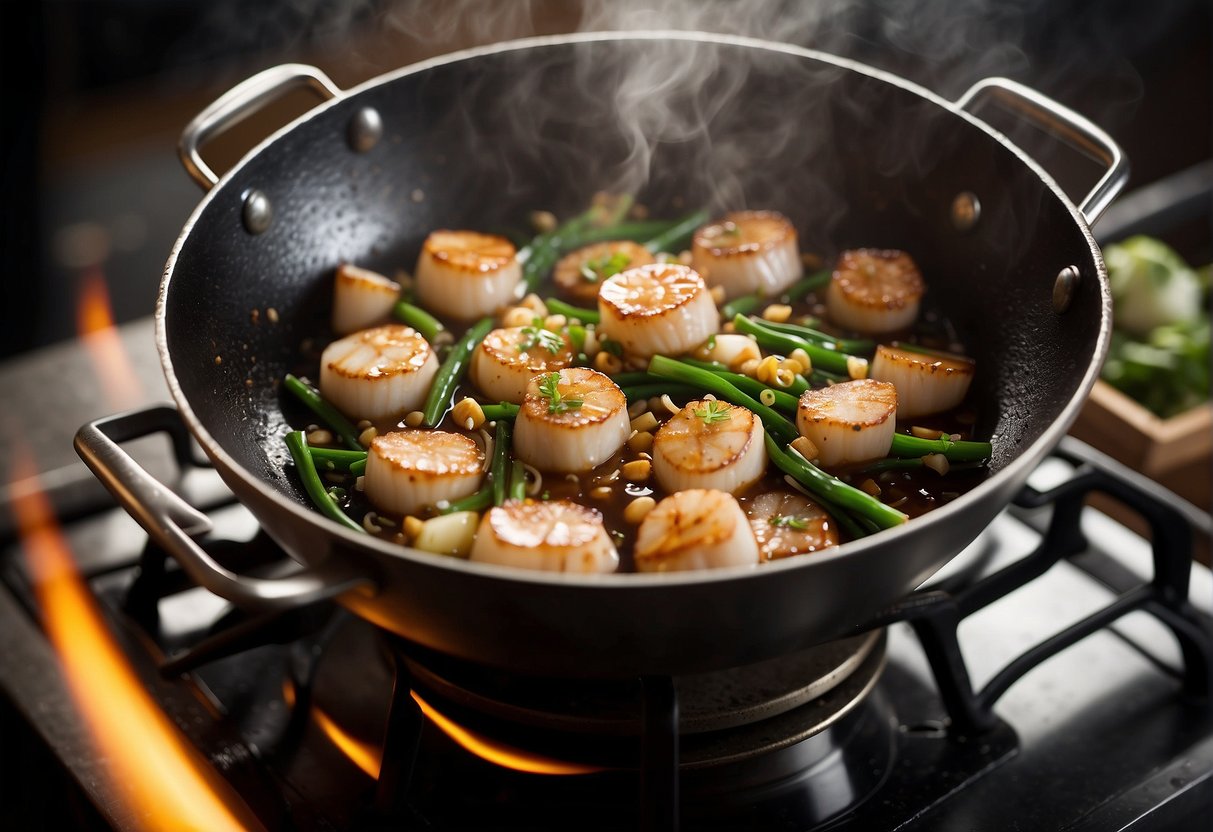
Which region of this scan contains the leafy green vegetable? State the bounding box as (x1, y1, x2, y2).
(1102, 236, 1210, 419)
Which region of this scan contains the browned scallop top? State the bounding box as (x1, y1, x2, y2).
(798, 379, 898, 425)
(336, 263, 400, 293)
(693, 210, 797, 258)
(520, 367, 626, 427)
(480, 326, 575, 371)
(744, 490, 839, 561)
(485, 499, 604, 548)
(423, 230, 517, 273)
(877, 344, 975, 376)
(635, 489, 739, 561)
(598, 263, 706, 319)
(554, 241, 656, 304)
(370, 430, 483, 476)
(653, 401, 759, 473)
(831, 249, 924, 310)
(325, 325, 432, 380)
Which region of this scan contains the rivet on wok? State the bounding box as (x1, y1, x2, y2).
(242, 189, 272, 235)
(348, 107, 383, 153)
(950, 192, 981, 231)
(1053, 266, 1080, 313)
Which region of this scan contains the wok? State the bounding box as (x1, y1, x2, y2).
(76, 32, 1125, 677)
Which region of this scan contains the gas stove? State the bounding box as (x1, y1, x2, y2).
(0, 317, 1210, 831)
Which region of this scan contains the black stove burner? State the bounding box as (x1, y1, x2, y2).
(2, 403, 1212, 832)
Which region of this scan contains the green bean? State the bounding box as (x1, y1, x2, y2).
(349, 457, 367, 477)
(283, 374, 364, 450)
(284, 432, 364, 532)
(483, 402, 520, 421)
(620, 383, 703, 402)
(508, 459, 528, 502)
(764, 433, 907, 531)
(308, 446, 368, 472)
(761, 319, 875, 355)
(544, 298, 599, 323)
(644, 209, 710, 253)
(491, 418, 512, 507)
(680, 358, 801, 411)
(733, 314, 857, 376)
(572, 219, 674, 245)
(781, 476, 867, 540)
(423, 317, 494, 426)
(720, 269, 831, 319)
(647, 356, 798, 444)
(441, 487, 494, 514)
(889, 340, 973, 361)
(392, 300, 446, 343)
(889, 433, 992, 462)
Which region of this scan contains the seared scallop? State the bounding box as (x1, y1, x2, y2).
(319, 324, 438, 422)
(469, 499, 619, 573)
(597, 263, 719, 359)
(332, 263, 401, 335)
(652, 400, 767, 494)
(513, 367, 630, 473)
(796, 379, 898, 467)
(471, 326, 576, 404)
(691, 211, 802, 299)
(826, 249, 924, 334)
(746, 490, 840, 561)
(414, 230, 522, 320)
(364, 430, 484, 517)
(869, 344, 975, 418)
(554, 240, 655, 305)
(634, 489, 760, 572)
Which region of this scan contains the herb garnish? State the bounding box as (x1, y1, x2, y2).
(580, 251, 632, 284)
(518, 325, 564, 354)
(538, 372, 583, 414)
(693, 400, 731, 425)
(768, 515, 810, 530)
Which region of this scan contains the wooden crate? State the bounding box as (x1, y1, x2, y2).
(1070, 380, 1212, 564)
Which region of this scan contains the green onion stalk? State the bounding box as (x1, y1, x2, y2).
(732, 314, 858, 376)
(283, 374, 364, 451)
(643, 209, 711, 254)
(544, 298, 600, 324)
(720, 269, 832, 320)
(392, 300, 446, 343)
(647, 355, 798, 444)
(764, 434, 908, 532)
(423, 317, 494, 426)
(284, 431, 364, 532)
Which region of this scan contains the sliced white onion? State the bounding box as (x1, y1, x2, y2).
(319, 324, 438, 422)
(634, 489, 760, 572)
(469, 499, 619, 573)
(796, 379, 898, 467)
(825, 249, 925, 334)
(414, 230, 522, 320)
(691, 210, 802, 299)
(332, 264, 401, 336)
(513, 367, 630, 472)
(471, 326, 575, 404)
(869, 344, 976, 418)
(691, 333, 762, 371)
(554, 240, 655, 305)
(365, 430, 484, 516)
(745, 490, 840, 561)
(652, 400, 767, 494)
(597, 263, 719, 359)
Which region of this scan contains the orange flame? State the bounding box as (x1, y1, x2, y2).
(410, 690, 602, 776)
(76, 266, 143, 410)
(11, 452, 264, 832)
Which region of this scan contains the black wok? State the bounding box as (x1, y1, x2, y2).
(76, 32, 1124, 677)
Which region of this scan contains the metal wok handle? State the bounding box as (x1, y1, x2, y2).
(179, 63, 341, 191)
(74, 405, 373, 610)
(956, 77, 1129, 225)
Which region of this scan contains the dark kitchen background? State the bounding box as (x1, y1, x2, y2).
(1, 0, 1209, 360)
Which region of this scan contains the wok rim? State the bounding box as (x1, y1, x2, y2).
(155, 29, 1112, 591)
